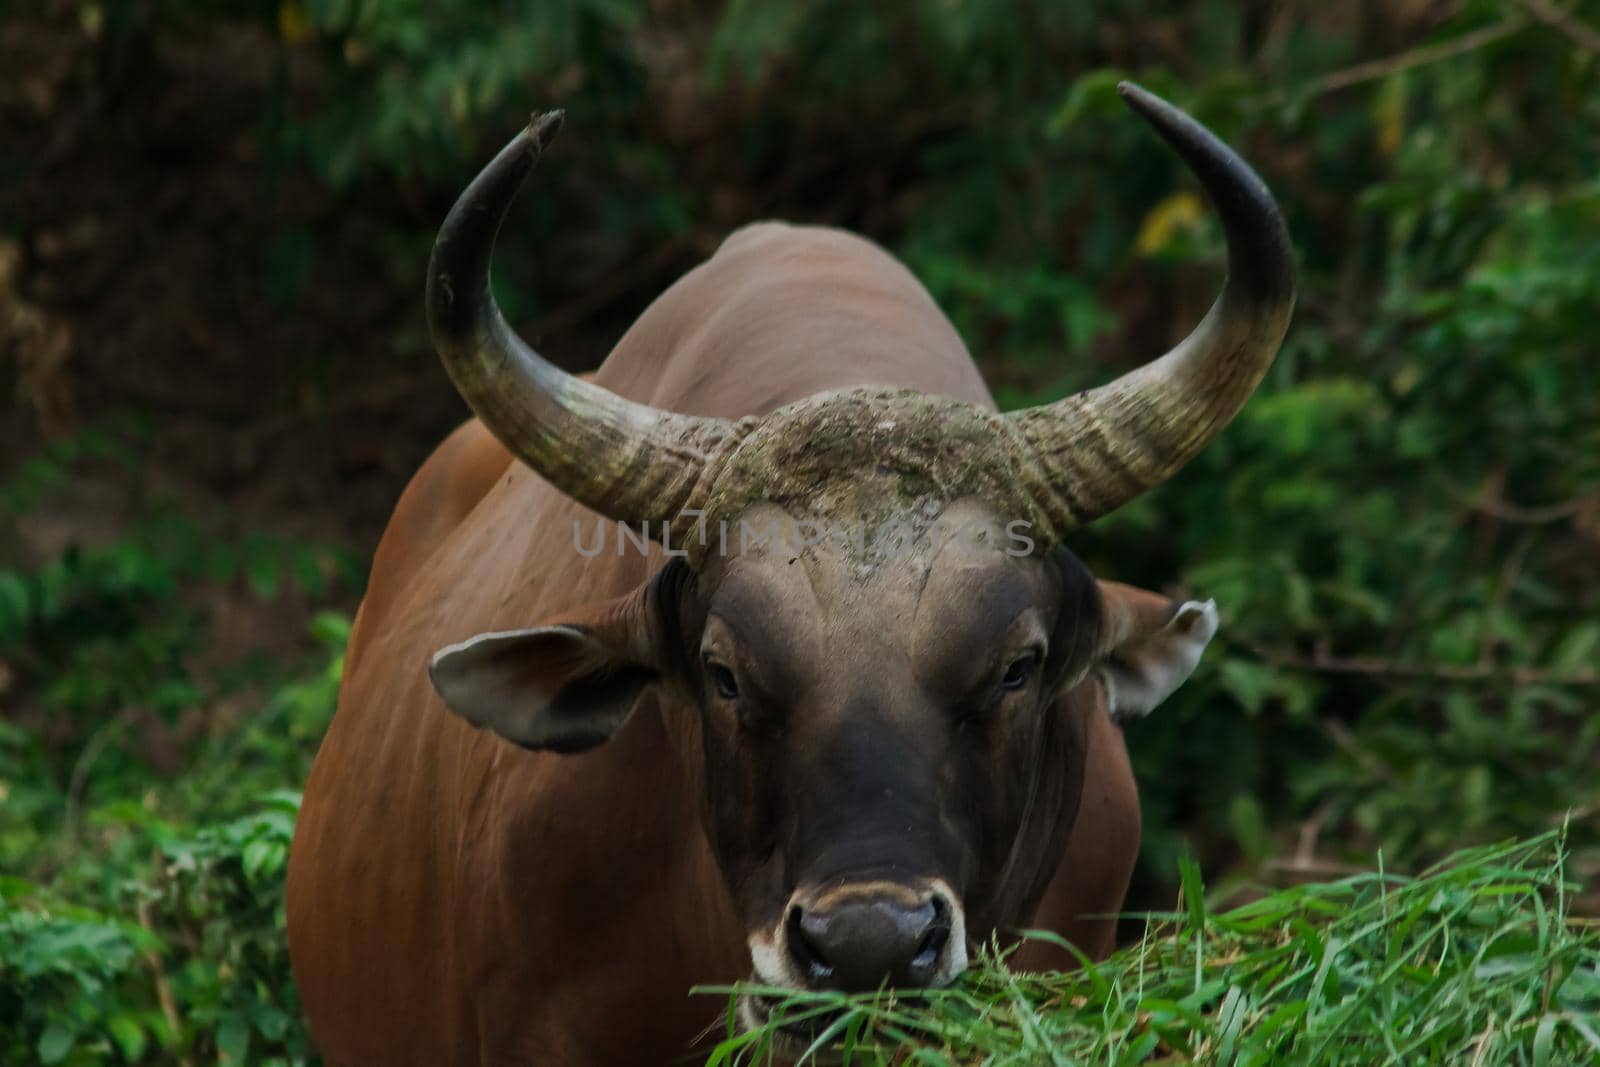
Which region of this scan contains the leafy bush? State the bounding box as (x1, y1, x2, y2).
(1, 791, 311, 1065)
(0, 425, 349, 1064)
(0, 894, 157, 1065)
(0, 618, 341, 1066)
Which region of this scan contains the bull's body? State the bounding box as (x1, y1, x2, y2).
(288, 223, 1142, 1064)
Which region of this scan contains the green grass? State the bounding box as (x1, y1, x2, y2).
(703, 829, 1600, 1065)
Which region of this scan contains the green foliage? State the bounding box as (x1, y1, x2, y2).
(0, 425, 349, 1063)
(0, 627, 340, 1065)
(0, 422, 356, 771)
(712, 831, 1600, 1064)
(1, 792, 311, 1065)
(1107, 47, 1600, 871)
(0, 899, 156, 1065)
(268, 0, 650, 186)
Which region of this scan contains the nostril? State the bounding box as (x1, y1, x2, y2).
(785, 906, 833, 983)
(911, 921, 947, 968)
(911, 896, 951, 972)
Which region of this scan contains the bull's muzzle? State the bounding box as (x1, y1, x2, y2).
(779, 880, 966, 992)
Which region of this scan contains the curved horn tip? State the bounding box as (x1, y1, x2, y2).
(1120, 79, 1171, 110)
(1114, 78, 1294, 308)
(1114, 82, 1186, 127)
(527, 110, 565, 151)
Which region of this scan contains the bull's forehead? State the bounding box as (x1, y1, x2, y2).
(702, 498, 1050, 710)
(714, 497, 1026, 603)
(716, 491, 1033, 574)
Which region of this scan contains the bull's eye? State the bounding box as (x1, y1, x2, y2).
(1000, 652, 1039, 692)
(705, 660, 739, 700)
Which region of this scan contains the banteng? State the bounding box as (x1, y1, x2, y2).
(287, 83, 1294, 1065)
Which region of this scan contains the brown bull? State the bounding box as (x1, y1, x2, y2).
(286, 83, 1293, 1064)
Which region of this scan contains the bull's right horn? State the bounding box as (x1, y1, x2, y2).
(426, 112, 736, 528)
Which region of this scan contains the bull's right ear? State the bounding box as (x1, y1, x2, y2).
(428, 561, 688, 753)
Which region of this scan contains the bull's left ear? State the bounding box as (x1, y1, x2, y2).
(1093, 581, 1219, 724)
(428, 561, 686, 753)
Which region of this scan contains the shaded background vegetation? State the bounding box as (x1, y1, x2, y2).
(2, 0, 1597, 1062)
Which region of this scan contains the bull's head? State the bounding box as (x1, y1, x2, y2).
(423, 85, 1291, 1032)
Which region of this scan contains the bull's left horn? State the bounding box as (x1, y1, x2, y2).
(1007, 83, 1295, 529)
(426, 112, 735, 528)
